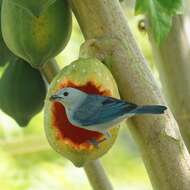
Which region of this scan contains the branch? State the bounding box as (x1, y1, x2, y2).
(146, 0, 190, 149)
(40, 60, 113, 190)
(70, 0, 190, 189)
(39, 59, 60, 84)
(84, 160, 113, 190)
(149, 15, 190, 150)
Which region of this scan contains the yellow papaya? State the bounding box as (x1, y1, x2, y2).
(44, 58, 120, 167)
(0, 58, 46, 126)
(1, 0, 71, 68)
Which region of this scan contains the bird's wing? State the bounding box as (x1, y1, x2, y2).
(73, 95, 137, 126)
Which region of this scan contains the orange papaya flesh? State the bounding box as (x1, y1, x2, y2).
(52, 81, 112, 150)
(45, 58, 120, 167)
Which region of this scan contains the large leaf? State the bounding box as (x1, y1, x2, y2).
(135, 0, 183, 44)
(10, 0, 57, 16)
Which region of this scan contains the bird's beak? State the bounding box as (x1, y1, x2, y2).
(49, 94, 60, 101)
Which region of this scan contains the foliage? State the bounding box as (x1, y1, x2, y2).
(135, 0, 183, 44)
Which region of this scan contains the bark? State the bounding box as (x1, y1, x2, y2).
(70, 0, 190, 189)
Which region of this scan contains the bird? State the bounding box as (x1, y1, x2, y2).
(49, 87, 167, 147)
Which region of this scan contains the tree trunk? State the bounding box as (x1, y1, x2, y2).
(70, 0, 190, 189)
(149, 15, 190, 151)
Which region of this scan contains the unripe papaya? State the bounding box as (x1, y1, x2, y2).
(44, 58, 120, 167)
(1, 0, 71, 68)
(0, 34, 15, 67)
(0, 0, 15, 67)
(0, 58, 46, 126)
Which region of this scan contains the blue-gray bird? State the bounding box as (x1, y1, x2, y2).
(49, 87, 167, 141)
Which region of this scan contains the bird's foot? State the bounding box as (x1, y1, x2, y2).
(87, 131, 111, 148)
(103, 130, 112, 139)
(87, 137, 107, 149)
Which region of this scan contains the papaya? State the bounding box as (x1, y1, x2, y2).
(0, 58, 46, 126)
(0, 0, 15, 67)
(0, 35, 15, 67)
(44, 58, 120, 167)
(1, 0, 71, 68)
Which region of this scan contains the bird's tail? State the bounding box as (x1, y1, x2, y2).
(133, 105, 167, 115)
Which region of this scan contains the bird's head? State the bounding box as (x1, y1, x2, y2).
(49, 87, 87, 108)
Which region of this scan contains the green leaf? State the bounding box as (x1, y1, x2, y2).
(9, 0, 57, 16)
(135, 0, 183, 44)
(158, 0, 183, 14)
(135, 0, 148, 15)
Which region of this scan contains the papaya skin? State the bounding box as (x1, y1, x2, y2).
(0, 58, 46, 126)
(0, 0, 15, 66)
(1, 0, 72, 68)
(44, 58, 121, 167)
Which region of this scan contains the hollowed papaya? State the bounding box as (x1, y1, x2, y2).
(44, 58, 120, 167)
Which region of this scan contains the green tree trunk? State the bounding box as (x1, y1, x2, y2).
(149, 15, 190, 151)
(70, 0, 190, 189)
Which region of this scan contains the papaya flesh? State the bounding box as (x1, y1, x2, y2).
(0, 58, 46, 126)
(44, 58, 120, 167)
(1, 0, 72, 68)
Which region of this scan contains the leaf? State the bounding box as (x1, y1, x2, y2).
(9, 0, 57, 16)
(135, 0, 183, 44)
(158, 0, 183, 14)
(135, 0, 148, 15)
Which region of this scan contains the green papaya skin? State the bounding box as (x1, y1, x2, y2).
(0, 0, 15, 67)
(0, 58, 46, 126)
(1, 0, 72, 68)
(44, 58, 120, 167)
(0, 35, 15, 67)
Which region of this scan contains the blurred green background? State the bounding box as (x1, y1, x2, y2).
(0, 3, 161, 190)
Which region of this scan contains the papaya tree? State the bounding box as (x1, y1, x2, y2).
(135, 0, 190, 151)
(0, 0, 190, 190)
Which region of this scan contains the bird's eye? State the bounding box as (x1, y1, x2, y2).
(63, 92, 69, 96)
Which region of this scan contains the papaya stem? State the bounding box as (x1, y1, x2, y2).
(70, 0, 190, 189)
(39, 59, 60, 83)
(40, 59, 113, 190)
(84, 160, 113, 190)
